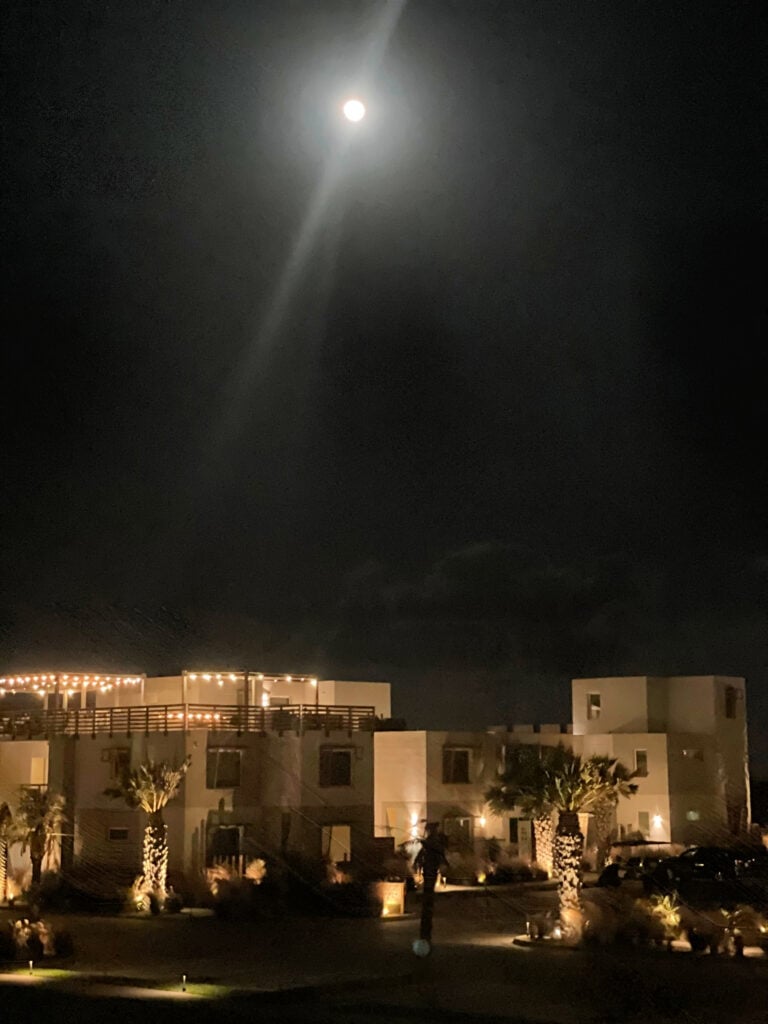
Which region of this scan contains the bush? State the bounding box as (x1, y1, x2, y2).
(486, 859, 548, 884)
(31, 869, 125, 914)
(164, 890, 183, 914)
(318, 881, 381, 918)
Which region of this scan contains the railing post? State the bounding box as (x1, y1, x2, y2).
(347, 705, 352, 737)
(145, 705, 150, 736)
(183, 703, 188, 733)
(108, 706, 114, 739)
(74, 709, 80, 740)
(164, 705, 168, 736)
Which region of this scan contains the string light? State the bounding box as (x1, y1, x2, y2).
(0, 672, 143, 693)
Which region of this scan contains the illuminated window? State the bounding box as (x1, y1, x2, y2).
(322, 823, 351, 862)
(206, 748, 242, 788)
(587, 693, 601, 720)
(634, 749, 648, 777)
(319, 747, 352, 787)
(442, 747, 471, 784)
(30, 756, 47, 786)
(686, 809, 700, 822)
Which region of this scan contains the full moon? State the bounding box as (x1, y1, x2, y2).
(343, 98, 366, 122)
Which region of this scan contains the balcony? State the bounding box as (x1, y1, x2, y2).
(0, 703, 377, 740)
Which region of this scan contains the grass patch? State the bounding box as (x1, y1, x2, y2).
(161, 981, 231, 998)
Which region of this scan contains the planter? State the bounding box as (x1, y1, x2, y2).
(373, 880, 406, 917)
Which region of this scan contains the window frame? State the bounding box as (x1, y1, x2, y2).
(101, 746, 131, 781)
(634, 749, 648, 777)
(319, 746, 353, 788)
(206, 747, 243, 789)
(442, 746, 472, 785)
(724, 685, 739, 719)
(587, 692, 601, 720)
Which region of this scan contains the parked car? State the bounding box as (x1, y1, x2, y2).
(651, 845, 768, 906)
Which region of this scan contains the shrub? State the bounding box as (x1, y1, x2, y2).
(487, 858, 548, 884)
(164, 889, 183, 914)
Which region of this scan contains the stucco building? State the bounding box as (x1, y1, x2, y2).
(0, 669, 390, 888)
(0, 669, 751, 890)
(374, 675, 751, 867)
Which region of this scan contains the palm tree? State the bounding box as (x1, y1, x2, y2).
(0, 802, 13, 901)
(15, 788, 66, 885)
(487, 744, 636, 923)
(106, 757, 190, 902)
(486, 744, 556, 876)
(588, 754, 637, 867)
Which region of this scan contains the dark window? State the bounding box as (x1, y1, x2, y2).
(101, 747, 130, 780)
(206, 749, 242, 788)
(635, 749, 648, 777)
(638, 811, 650, 837)
(587, 693, 601, 720)
(725, 686, 739, 719)
(108, 827, 129, 841)
(319, 747, 352, 787)
(86, 690, 97, 709)
(210, 826, 240, 858)
(509, 818, 519, 844)
(443, 816, 472, 850)
(442, 747, 471, 784)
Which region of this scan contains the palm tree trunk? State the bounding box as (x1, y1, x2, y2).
(533, 816, 554, 877)
(592, 800, 615, 869)
(31, 855, 43, 885)
(143, 815, 168, 900)
(555, 810, 584, 917)
(0, 841, 7, 902)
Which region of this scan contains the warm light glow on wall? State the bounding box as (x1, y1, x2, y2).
(652, 814, 663, 829)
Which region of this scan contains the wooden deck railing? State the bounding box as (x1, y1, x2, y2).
(0, 703, 377, 740)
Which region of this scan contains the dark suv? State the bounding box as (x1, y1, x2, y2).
(651, 846, 768, 904)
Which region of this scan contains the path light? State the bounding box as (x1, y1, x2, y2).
(28, 960, 33, 975)
(182, 973, 187, 992)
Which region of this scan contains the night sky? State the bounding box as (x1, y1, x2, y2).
(2, 3, 767, 767)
